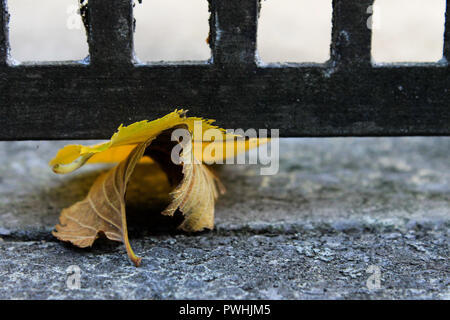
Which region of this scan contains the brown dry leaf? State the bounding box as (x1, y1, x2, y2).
(50, 110, 266, 266)
(53, 126, 224, 266)
(53, 138, 152, 266)
(160, 136, 225, 232)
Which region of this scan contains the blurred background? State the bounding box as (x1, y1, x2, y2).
(6, 0, 447, 63)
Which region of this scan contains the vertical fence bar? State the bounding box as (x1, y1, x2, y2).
(0, 0, 9, 66)
(210, 0, 258, 67)
(88, 0, 134, 66)
(445, 0, 450, 62)
(331, 0, 374, 69)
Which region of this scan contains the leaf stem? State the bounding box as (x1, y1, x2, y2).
(120, 201, 141, 267)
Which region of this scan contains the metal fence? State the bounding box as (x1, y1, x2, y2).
(0, 0, 449, 140)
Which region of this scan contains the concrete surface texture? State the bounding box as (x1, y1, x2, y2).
(0, 138, 448, 299)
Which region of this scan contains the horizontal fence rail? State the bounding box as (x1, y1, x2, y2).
(0, 0, 449, 140)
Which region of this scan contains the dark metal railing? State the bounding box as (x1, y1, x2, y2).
(0, 0, 449, 140)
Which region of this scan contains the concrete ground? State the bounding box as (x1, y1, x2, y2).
(0, 138, 448, 299)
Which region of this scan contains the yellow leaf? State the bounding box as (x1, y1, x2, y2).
(50, 110, 267, 266)
(49, 109, 226, 173)
(85, 138, 266, 165)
